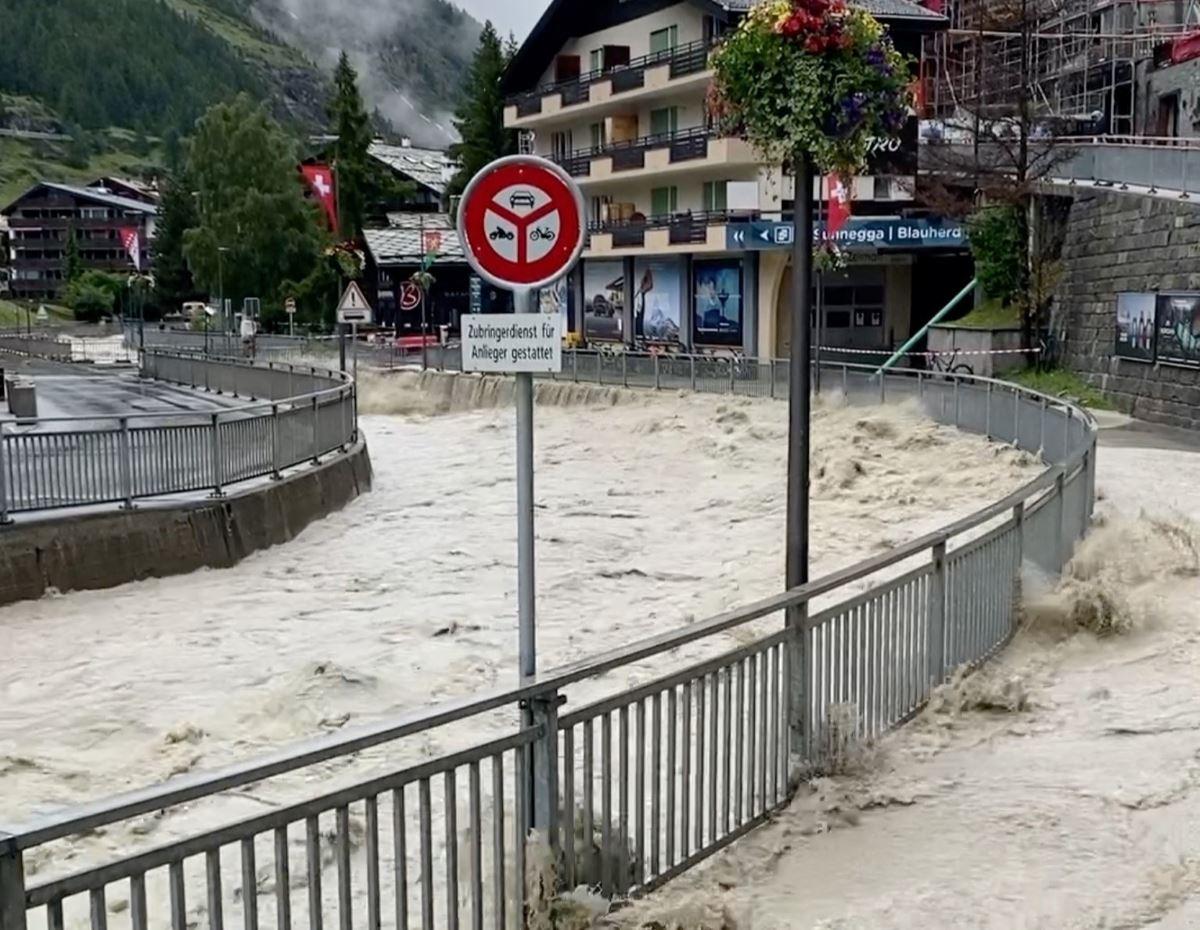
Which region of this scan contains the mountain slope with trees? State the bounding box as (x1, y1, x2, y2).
(0, 0, 484, 202)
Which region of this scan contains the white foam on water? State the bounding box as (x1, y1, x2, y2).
(2, 373, 1046, 927)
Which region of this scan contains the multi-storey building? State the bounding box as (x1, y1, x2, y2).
(501, 0, 964, 360)
(926, 0, 1198, 136)
(1, 182, 157, 300)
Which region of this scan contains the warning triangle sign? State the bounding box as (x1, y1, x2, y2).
(336, 280, 373, 324)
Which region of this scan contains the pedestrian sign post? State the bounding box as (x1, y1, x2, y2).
(457, 156, 585, 785)
(336, 281, 373, 379)
(284, 296, 297, 337)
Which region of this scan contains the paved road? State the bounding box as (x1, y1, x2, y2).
(1, 357, 251, 429)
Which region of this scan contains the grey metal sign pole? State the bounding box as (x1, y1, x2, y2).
(514, 288, 536, 683)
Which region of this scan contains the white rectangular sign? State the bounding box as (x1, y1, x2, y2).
(462, 314, 563, 373)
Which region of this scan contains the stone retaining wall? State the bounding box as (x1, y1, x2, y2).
(0, 439, 372, 606)
(1056, 187, 1200, 429)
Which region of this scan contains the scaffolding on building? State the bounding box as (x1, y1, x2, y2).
(925, 0, 1200, 133)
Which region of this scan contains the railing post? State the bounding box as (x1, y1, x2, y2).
(527, 692, 563, 852)
(0, 837, 28, 930)
(841, 364, 848, 396)
(769, 359, 777, 399)
(728, 357, 735, 395)
(953, 377, 961, 427)
(0, 424, 9, 525)
(786, 602, 810, 771)
(653, 353, 661, 390)
(1011, 500, 1025, 631)
(1012, 387, 1020, 445)
(210, 413, 224, 498)
(1078, 450, 1091, 540)
(572, 349, 578, 383)
(271, 404, 282, 480)
(1052, 470, 1066, 572)
(622, 351, 628, 387)
(928, 540, 947, 685)
(597, 352, 603, 385)
(985, 381, 993, 438)
(690, 354, 696, 391)
(119, 417, 134, 509)
(1039, 399, 1047, 454)
(878, 370, 885, 403)
(311, 396, 321, 464)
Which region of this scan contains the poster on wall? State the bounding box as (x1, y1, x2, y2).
(584, 260, 624, 342)
(693, 260, 743, 345)
(537, 275, 572, 330)
(633, 257, 683, 343)
(1115, 292, 1157, 362)
(1156, 292, 1200, 368)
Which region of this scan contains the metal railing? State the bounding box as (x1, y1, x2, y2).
(0, 356, 1096, 930)
(0, 352, 358, 519)
(0, 333, 74, 363)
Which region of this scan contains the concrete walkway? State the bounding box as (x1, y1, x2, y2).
(615, 415, 1200, 930)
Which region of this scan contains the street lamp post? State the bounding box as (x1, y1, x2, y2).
(787, 153, 815, 609)
(217, 246, 230, 353)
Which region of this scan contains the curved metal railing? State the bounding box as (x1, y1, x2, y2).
(0, 360, 1096, 930)
(0, 352, 358, 519)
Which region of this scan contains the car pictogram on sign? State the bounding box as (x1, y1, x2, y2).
(509, 191, 537, 209)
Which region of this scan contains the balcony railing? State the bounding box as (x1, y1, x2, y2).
(554, 126, 721, 178)
(506, 39, 714, 117)
(587, 209, 746, 248)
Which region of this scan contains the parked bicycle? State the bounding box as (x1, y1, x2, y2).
(926, 346, 975, 377)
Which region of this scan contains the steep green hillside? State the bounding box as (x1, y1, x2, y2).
(0, 0, 479, 202)
(0, 0, 267, 136)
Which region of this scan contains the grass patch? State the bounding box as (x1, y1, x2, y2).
(0, 135, 163, 210)
(945, 298, 1022, 330)
(0, 299, 74, 328)
(1005, 366, 1115, 411)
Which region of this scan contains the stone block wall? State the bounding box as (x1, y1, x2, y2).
(1056, 187, 1200, 429)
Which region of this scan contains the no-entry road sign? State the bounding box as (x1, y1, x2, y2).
(457, 155, 585, 292)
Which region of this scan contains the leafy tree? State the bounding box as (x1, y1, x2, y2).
(448, 22, 516, 195)
(328, 52, 373, 240)
(967, 205, 1024, 306)
(65, 270, 123, 322)
(183, 95, 327, 319)
(153, 176, 202, 315)
(64, 227, 82, 283)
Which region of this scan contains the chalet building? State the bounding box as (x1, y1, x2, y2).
(501, 0, 968, 360)
(87, 176, 160, 205)
(1, 182, 157, 300)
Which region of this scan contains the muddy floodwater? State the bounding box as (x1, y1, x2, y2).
(1, 372, 1047, 925)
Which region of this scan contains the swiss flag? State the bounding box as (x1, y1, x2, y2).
(119, 227, 141, 271)
(826, 174, 852, 237)
(301, 164, 338, 232)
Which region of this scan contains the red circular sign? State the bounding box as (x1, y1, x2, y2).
(457, 156, 585, 291)
(399, 282, 421, 311)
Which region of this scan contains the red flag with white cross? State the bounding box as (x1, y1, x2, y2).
(301, 164, 338, 232)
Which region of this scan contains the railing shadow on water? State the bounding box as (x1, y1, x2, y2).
(0, 352, 1097, 930)
(0, 351, 358, 520)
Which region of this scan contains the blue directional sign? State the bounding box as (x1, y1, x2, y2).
(725, 217, 968, 252)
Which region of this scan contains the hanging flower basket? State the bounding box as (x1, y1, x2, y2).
(710, 0, 911, 175)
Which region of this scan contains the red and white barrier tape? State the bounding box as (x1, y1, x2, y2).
(817, 346, 1042, 357)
